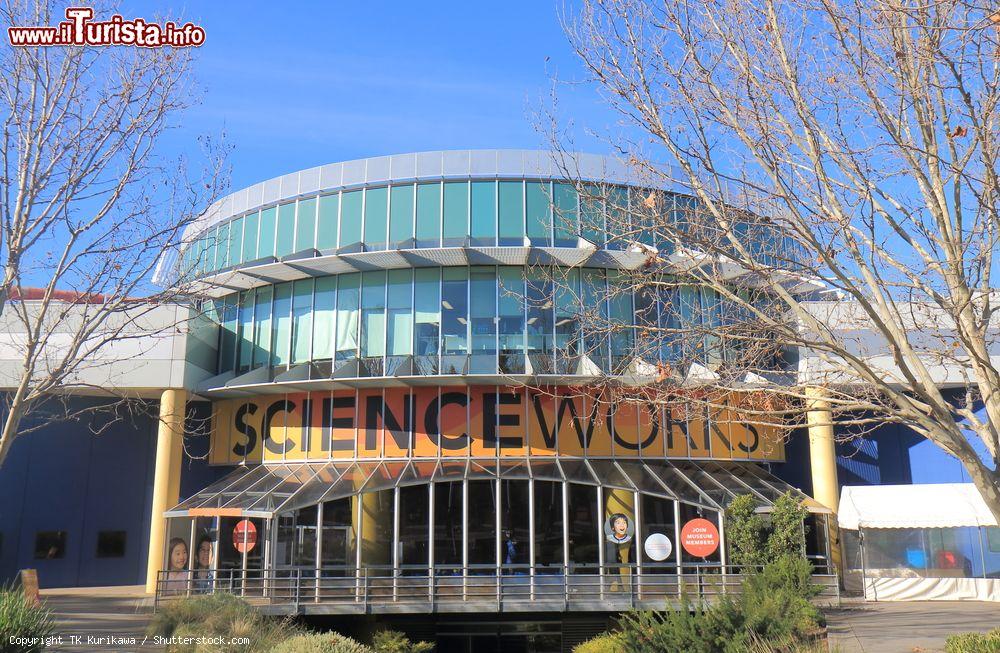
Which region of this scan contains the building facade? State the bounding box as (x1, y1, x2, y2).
(0, 150, 984, 651)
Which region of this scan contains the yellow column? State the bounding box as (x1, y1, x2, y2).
(605, 488, 635, 591)
(145, 388, 188, 593)
(806, 387, 841, 574)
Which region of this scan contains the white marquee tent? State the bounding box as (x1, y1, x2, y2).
(839, 484, 1000, 602)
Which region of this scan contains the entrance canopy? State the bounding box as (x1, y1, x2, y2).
(166, 459, 826, 519)
(839, 483, 999, 530)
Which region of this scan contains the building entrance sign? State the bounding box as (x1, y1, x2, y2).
(680, 518, 720, 557)
(208, 387, 785, 464)
(233, 519, 257, 553)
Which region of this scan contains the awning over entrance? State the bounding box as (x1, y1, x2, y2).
(166, 459, 827, 519)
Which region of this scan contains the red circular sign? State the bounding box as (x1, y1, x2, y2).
(680, 518, 720, 558)
(233, 519, 257, 554)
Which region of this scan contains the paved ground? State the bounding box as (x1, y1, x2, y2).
(41, 586, 160, 653)
(36, 586, 999, 652)
(825, 599, 1000, 653)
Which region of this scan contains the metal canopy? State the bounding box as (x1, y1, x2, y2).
(165, 459, 826, 519)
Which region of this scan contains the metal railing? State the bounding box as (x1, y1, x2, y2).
(154, 563, 839, 614)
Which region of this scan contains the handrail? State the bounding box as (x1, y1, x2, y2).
(154, 564, 839, 614)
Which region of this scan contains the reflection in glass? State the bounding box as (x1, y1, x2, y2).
(295, 197, 317, 252)
(340, 191, 363, 249)
(500, 480, 529, 568)
(271, 284, 292, 367)
(415, 183, 441, 248)
(275, 505, 317, 567)
(441, 267, 468, 373)
(275, 202, 296, 258)
(316, 194, 339, 251)
(291, 279, 313, 365)
(321, 497, 353, 575)
(413, 269, 440, 374)
(470, 267, 497, 373)
(471, 181, 497, 246)
(363, 187, 388, 250)
(389, 185, 414, 248)
(442, 182, 468, 247)
(359, 490, 393, 569)
(468, 480, 496, 572)
(252, 286, 272, 369)
(534, 480, 564, 571)
(568, 484, 599, 572)
(498, 267, 525, 374)
(399, 485, 429, 575)
(434, 481, 462, 571)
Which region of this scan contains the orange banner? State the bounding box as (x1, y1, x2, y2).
(208, 386, 786, 465)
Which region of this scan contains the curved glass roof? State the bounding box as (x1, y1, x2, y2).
(166, 459, 828, 519)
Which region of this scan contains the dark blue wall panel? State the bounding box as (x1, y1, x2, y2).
(0, 398, 226, 589)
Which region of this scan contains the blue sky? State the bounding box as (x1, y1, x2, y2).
(131, 1, 613, 192)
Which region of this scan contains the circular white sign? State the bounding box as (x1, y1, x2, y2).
(644, 533, 673, 561)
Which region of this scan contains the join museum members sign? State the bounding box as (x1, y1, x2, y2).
(208, 386, 786, 464)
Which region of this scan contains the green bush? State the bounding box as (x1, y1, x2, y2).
(147, 593, 301, 653)
(726, 491, 809, 570)
(610, 557, 824, 653)
(573, 632, 625, 653)
(371, 629, 434, 653)
(945, 628, 1000, 653)
(273, 632, 374, 653)
(0, 587, 55, 653)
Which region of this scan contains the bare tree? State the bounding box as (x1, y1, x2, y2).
(549, 0, 1000, 517)
(0, 0, 226, 466)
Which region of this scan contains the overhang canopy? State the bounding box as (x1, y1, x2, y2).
(166, 459, 826, 520)
(838, 483, 998, 530)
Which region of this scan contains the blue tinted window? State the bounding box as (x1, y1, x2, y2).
(415, 183, 441, 247)
(553, 184, 578, 246)
(363, 187, 388, 250)
(259, 207, 277, 258)
(498, 181, 524, 245)
(442, 182, 468, 246)
(526, 182, 551, 245)
(470, 181, 496, 246)
(271, 283, 293, 366)
(228, 218, 243, 266)
(242, 212, 259, 262)
(316, 194, 339, 251)
(275, 202, 296, 258)
(389, 185, 414, 247)
(295, 198, 317, 252)
(252, 286, 272, 369)
(340, 191, 363, 249)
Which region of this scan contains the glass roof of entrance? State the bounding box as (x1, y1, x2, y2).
(167, 459, 828, 519)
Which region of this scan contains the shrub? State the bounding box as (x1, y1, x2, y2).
(273, 633, 374, 653)
(147, 593, 301, 652)
(765, 494, 808, 564)
(945, 628, 1000, 653)
(0, 587, 55, 653)
(573, 632, 625, 653)
(371, 629, 434, 653)
(726, 495, 766, 569)
(726, 491, 809, 569)
(611, 557, 824, 653)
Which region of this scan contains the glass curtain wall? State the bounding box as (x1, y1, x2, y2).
(271, 481, 710, 579)
(186, 183, 732, 278)
(213, 267, 736, 378)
